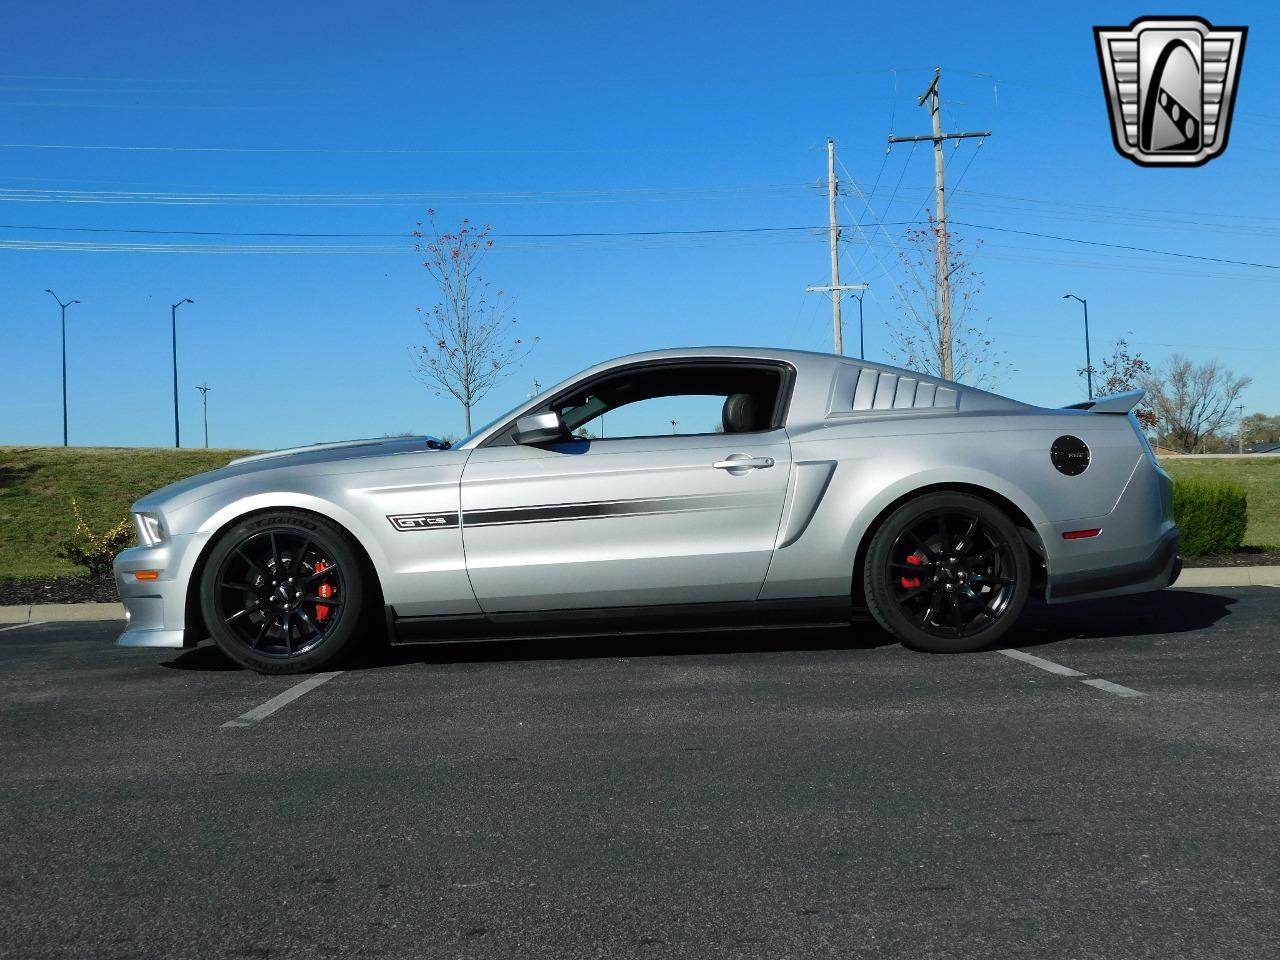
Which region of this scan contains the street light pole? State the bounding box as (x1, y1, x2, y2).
(196, 383, 211, 448)
(44, 289, 79, 446)
(1237, 404, 1245, 455)
(1062, 294, 1093, 400)
(171, 299, 194, 447)
(851, 289, 869, 360)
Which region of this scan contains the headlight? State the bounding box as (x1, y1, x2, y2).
(133, 512, 166, 546)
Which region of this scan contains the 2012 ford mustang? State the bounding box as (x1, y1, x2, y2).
(113, 347, 1180, 673)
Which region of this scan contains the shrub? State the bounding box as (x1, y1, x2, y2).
(54, 497, 134, 578)
(1173, 478, 1248, 555)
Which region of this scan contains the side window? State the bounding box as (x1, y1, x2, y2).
(571, 393, 726, 439)
(556, 363, 785, 441)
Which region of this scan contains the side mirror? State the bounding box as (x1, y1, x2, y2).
(512, 411, 568, 445)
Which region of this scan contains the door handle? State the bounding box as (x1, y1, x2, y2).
(713, 456, 775, 470)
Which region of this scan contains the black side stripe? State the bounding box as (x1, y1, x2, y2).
(463, 493, 775, 528)
(388, 494, 769, 532)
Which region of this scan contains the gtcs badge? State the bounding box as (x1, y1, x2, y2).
(1094, 16, 1247, 167)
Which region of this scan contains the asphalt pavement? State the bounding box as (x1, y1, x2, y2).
(2, 587, 1278, 959)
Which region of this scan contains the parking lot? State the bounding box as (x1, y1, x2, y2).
(2, 586, 1278, 959)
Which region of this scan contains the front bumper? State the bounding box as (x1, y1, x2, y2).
(113, 532, 209, 649)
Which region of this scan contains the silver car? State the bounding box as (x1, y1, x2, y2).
(113, 347, 1180, 673)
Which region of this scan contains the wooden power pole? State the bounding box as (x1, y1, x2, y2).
(807, 138, 866, 355)
(888, 69, 990, 380)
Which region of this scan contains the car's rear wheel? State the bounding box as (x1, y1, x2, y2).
(200, 510, 366, 674)
(863, 492, 1031, 653)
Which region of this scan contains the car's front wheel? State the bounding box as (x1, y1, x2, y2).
(863, 492, 1031, 653)
(199, 510, 366, 674)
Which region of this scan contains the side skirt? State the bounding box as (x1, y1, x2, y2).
(387, 597, 857, 646)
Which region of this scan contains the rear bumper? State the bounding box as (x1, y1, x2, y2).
(1046, 527, 1180, 603)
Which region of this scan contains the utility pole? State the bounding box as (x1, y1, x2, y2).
(44, 289, 79, 446)
(888, 69, 991, 380)
(1237, 404, 1245, 455)
(196, 383, 211, 448)
(826, 138, 842, 354)
(805, 139, 867, 355)
(170, 298, 194, 448)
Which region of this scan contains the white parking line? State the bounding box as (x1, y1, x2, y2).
(1080, 677, 1144, 698)
(998, 648, 1087, 677)
(221, 672, 343, 728)
(998, 648, 1144, 698)
(0, 621, 46, 633)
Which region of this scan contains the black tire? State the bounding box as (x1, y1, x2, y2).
(199, 510, 367, 674)
(863, 492, 1031, 653)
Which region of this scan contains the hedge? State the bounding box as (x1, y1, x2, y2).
(1173, 478, 1248, 556)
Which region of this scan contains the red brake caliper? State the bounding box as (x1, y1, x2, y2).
(900, 553, 924, 589)
(314, 560, 333, 621)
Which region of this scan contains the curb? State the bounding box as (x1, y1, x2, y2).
(1, 566, 1279, 625)
(0, 602, 125, 624)
(1173, 565, 1280, 588)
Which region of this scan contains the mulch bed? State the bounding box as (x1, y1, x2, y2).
(0, 576, 120, 606)
(1182, 549, 1280, 568)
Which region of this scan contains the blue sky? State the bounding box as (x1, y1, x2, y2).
(0, 0, 1274, 449)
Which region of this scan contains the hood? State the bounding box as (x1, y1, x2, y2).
(227, 435, 450, 467)
(132, 435, 455, 515)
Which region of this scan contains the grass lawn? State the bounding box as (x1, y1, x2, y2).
(0, 446, 255, 580)
(1161, 456, 1280, 550)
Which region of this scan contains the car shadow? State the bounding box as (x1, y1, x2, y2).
(159, 644, 242, 671)
(363, 621, 899, 670)
(160, 589, 1239, 672)
(989, 589, 1238, 652)
(161, 620, 898, 672)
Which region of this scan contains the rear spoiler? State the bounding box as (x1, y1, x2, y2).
(1062, 388, 1144, 414)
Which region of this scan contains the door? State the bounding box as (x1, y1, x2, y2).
(459, 361, 794, 612)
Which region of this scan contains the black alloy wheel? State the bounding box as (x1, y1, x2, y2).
(200, 510, 366, 673)
(863, 492, 1031, 653)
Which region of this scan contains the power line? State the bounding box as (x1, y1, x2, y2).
(0, 182, 811, 207)
(850, 141, 917, 279)
(1, 214, 1276, 272)
(0, 222, 845, 241)
(0, 142, 637, 155)
(949, 221, 1280, 272)
(0, 223, 409, 239)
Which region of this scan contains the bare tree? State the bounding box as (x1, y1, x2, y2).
(1140, 355, 1251, 453)
(411, 212, 536, 433)
(1079, 336, 1158, 431)
(888, 217, 1007, 389)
